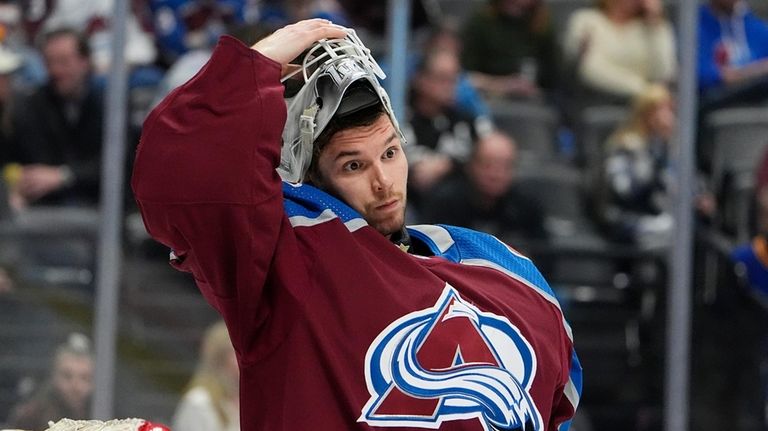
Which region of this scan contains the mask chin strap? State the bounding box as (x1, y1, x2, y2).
(298, 103, 320, 177)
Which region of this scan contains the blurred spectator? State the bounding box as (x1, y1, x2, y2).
(0, 43, 21, 212)
(756, 147, 768, 200)
(460, 0, 559, 100)
(149, 0, 250, 65)
(151, 22, 275, 108)
(0, 72, 17, 284)
(173, 321, 239, 431)
(404, 49, 491, 214)
(422, 131, 547, 245)
(0, 0, 47, 90)
(380, 23, 491, 119)
(563, 0, 676, 104)
(6, 333, 93, 430)
(733, 165, 768, 290)
(39, 0, 160, 87)
(0, 44, 20, 156)
(0, 43, 20, 216)
(0, 243, 15, 297)
(698, 0, 768, 110)
(5, 28, 103, 208)
(10, 0, 160, 88)
(732, 186, 768, 297)
(258, 0, 349, 28)
(729, 180, 768, 430)
(596, 84, 675, 248)
(422, 24, 490, 119)
(689, 181, 768, 431)
(336, 0, 429, 36)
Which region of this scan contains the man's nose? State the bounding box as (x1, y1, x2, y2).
(371, 163, 392, 192)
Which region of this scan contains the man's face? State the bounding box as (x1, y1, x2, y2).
(316, 114, 408, 237)
(416, 53, 459, 109)
(469, 135, 517, 200)
(52, 352, 93, 412)
(43, 35, 90, 98)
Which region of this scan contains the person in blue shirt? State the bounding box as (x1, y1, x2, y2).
(149, 0, 249, 64)
(722, 183, 768, 431)
(379, 24, 491, 120)
(698, 0, 768, 108)
(731, 185, 768, 297)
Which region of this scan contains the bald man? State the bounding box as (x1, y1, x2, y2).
(423, 131, 547, 245)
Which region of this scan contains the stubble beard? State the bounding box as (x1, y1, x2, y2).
(365, 192, 407, 238)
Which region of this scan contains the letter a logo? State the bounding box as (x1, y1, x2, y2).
(360, 285, 543, 430)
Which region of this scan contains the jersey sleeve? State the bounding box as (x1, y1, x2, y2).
(131, 36, 287, 342)
(549, 337, 582, 431)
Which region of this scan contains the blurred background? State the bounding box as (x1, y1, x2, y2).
(0, 0, 767, 430)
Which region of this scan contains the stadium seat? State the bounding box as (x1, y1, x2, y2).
(515, 160, 665, 429)
(705, 106, 768, 241)
(489, 99, 562, 163)
(576, 104, 628, 173)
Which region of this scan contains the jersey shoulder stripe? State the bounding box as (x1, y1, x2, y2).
(407, 224, 552, 299)
(283, 182, 367, 230)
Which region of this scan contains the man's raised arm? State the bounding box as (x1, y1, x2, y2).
(130, 20, 347, 311)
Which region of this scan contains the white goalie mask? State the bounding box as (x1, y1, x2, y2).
(278, 30, 405, 183)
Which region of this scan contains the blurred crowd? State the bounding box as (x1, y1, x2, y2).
(0, 0, 767, 430)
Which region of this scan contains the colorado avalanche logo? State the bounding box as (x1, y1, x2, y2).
(360, 285, 542, 430)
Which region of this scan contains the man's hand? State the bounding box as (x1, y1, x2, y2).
(251, 19, 349, 77)
(17, 164, 69, 202)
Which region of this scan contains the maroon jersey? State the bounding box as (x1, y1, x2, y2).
(132, 36, 581, 431)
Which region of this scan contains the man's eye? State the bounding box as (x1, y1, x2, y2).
(343, 161, 361, 171)
(384, 148, 397, 159)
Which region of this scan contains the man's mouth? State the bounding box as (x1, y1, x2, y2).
(375, 199, 399, 211)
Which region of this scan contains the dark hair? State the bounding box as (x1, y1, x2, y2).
(305, 102, 387, 183)
(39, 28, 90, 59)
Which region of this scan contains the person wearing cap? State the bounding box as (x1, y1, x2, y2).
(132, 19, 581, 431)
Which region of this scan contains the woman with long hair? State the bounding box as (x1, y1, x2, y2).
(564, 0, 676, 103)
(173, 321, 239, 431)
(597, 84, 676, 246)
